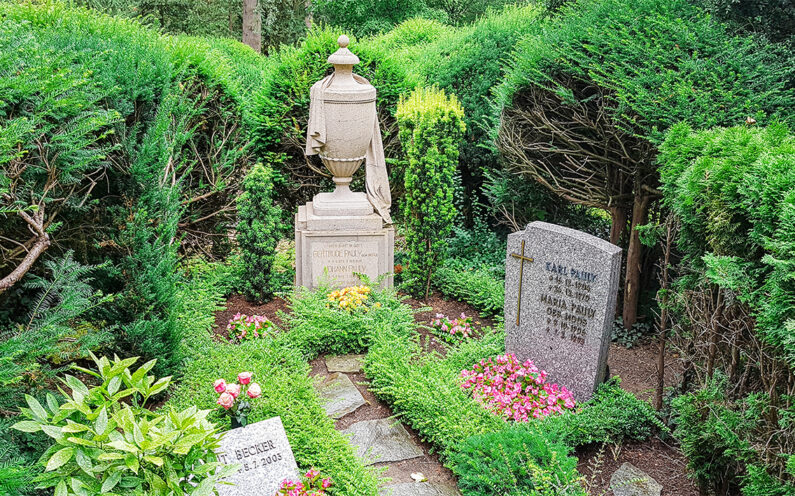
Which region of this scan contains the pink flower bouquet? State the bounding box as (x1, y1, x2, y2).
(227, 313, 275, 343)
(431, 313, 475, 343)
(277, 469, 332, 496)
(214, 371, 262, 428)
(461, 353, 575, 421)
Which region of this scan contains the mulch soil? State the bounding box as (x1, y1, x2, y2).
(211, 290, 698, 494)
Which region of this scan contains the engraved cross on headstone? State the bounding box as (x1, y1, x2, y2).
(510, 240, 534, 326)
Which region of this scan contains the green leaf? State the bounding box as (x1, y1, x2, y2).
(107, 376, 121, 396)
(97, 453, 125, 461)
(64, 375, 89, 402)
(26, 394, 48, 421)
(124, 453, 139, 474)
(46, 393, 60, 415)
(143, 455, 163, 467)
(75, 448, 92, 475)
(101, 470, 122, 493)
(55, 480, 67, 496)
(11, 420, 41, 433)
(46, 447, 74, 471)
(62, 421, 90, 433)
(95, 407, 108, 436)
(41, 424, 65, 441)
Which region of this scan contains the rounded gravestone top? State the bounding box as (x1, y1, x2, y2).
(328, 34, 360, 66)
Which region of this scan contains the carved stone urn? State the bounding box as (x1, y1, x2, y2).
(312, 35, 377, 216)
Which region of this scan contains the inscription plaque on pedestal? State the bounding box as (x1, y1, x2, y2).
(295, 203, 394, 290)
(215, 417, 299, 496)
(311, 240, 380, 287)
(504, 222, 621, 401)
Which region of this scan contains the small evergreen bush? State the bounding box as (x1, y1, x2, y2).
(449, 423, 584, 496)
(397, 87, 465, 297)
(237, 164, 283, 302)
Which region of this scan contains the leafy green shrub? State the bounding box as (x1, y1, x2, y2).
(434, 262, 505, 320)
(283, 284, 416, 359)
(698, 0, 795, 43)
(497, 0, 795, 145)
(660, 123, 795, 495)
(449, 423, 584, 496)
(545, 380, 666, 447)
(671, 379, 755, 495)
(12, 354, 233, 495)
(237, 164, 284, 302)
(397, 87, 465, 297)
(660, 123, 795, 361)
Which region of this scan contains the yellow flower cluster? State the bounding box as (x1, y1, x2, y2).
(327, 285, 372, 312)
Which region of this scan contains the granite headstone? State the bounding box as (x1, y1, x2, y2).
(215, 416, 299, 496)
(504, 221, 621, 401)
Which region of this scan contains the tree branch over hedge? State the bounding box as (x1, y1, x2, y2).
(0, 205, 50, 295)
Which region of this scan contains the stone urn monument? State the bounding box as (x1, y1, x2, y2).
(295, 35, 395, 289)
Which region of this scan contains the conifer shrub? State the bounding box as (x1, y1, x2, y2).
(237, 164, 283, 302)
(659, 123, 795, 495)
(396, 87, 465, 297)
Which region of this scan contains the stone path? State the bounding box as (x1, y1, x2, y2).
(314, 354, 461, 496)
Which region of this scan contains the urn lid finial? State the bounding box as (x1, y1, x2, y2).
(328, 35, 360, 66)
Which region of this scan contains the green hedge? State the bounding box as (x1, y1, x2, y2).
(496, 0, 795, 144)
(659, 124, 795, 495)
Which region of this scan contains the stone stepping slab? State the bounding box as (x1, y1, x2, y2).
(340, 418, 424, 465)
(379, 482, 461, 496)
(316, 372, 367, 419)
(326, 354, 365, 373)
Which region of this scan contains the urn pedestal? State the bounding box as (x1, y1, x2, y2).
(295, 203, 394, 290)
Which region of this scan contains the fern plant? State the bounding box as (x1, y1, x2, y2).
(0, 251, 114, 412)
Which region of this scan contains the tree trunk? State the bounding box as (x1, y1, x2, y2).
(655, 217, 674, 411)
(305, 0, 313, 28)
(242, 0, 261, 53)
(609, 206, 627, 245)
(622, 193, 650, 329)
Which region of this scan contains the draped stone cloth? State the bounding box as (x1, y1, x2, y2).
(305, 74, 392, 224)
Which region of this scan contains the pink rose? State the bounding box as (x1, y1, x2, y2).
(217, 392, 234, 409)
(247, 383, 262, 398)
(238, 371, 252, 385)
(322, 478, 332, 489)
(214, 379, 226, 394)
(226, 383, 241, 398)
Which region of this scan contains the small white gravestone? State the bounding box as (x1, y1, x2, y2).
(215, 416, 299, 496)
(504, 222, 621, 402)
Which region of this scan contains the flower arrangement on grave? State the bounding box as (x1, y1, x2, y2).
(277, 468, 332, 496)
(431, 312, 475, 343)
(326, 285, 381, 312)
(227, 313, 275, 342)
(214, 371, 262, 428)
(461, 353, 575, 421)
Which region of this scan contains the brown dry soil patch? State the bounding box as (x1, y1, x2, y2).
(212, 291, 696, 494)
(577, 438, 697, 496)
